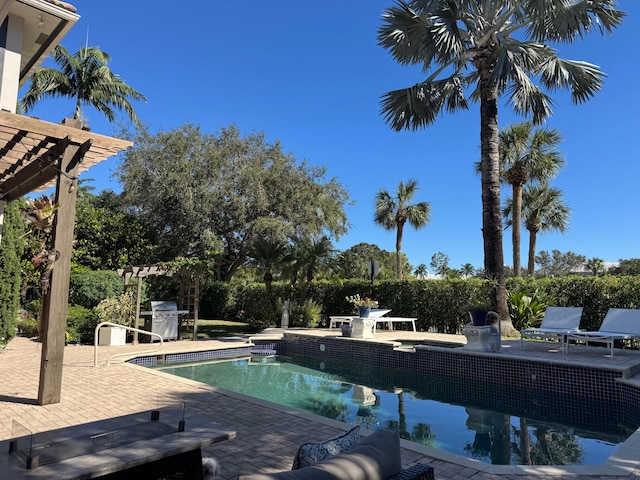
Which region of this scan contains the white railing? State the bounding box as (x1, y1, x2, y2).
(94, 322, 164, 366)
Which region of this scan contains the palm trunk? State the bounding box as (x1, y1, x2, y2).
(527, 228, 537, 275)
(395, 224, 404, 280)
(478, 65, 512, 334)
(512, 183, 522, 276)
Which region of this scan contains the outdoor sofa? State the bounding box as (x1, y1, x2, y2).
(237, 427, 433, 480)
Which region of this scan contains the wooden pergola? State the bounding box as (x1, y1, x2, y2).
(0, 113, 132, 405)
(118, 265, 201, 344)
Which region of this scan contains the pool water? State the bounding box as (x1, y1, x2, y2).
(155, 354, 639, 466)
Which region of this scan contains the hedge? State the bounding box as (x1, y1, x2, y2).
(197, 276, 640, 334)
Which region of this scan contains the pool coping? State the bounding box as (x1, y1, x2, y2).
(130, 343, 640, 478)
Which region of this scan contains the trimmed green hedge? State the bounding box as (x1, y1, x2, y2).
(197, 276, 640, 334)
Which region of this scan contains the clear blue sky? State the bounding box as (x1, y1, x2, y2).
(22, 1, 640, 273)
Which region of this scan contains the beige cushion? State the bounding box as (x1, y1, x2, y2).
(237, 429, 401, 480)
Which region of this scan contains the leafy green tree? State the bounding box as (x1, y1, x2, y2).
(0, 200, 25, 342)
(336, 243, 409, 280)
(378, 0, 624, 330)
(610, 259, 640, 276)
(430, 252, 449, 276)
(20, 45, 146, 127)
(119, 124, 349, 281)
(73, 188, 154, 269)
(499, 122, 564, 276)
(535, 250, 586, 278)
(374, 179, 431, 280)
(585, 257, 605, 276)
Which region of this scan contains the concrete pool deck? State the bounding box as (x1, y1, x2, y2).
(2, 330, 640, 479)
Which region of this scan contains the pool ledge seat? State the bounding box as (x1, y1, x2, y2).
(236, 429, 434, 480)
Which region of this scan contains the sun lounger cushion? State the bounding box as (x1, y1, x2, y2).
(238, 429, 403, 480)
(292, 426, 360, 469)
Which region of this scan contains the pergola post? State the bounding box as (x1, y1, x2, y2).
(37, 121, 83, 405)
(0, 199, 5, 245)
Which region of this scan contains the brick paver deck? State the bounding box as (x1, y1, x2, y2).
(1, 332, 640, 479)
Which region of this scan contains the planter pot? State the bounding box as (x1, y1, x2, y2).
(358, 306, 371, 318)
(469, 309, 488, 326)
(98, 326, 127, 346)
(340, 324, 352, 337)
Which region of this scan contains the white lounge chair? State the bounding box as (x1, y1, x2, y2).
(566, 308, 640, 357)
(520, 306, 583, 353)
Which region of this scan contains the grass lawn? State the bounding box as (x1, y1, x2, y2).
(180, 319, 256, 339)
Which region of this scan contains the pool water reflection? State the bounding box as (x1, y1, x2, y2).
(155, 354, 639, 466)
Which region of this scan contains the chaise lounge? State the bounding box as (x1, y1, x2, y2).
(520, 306, 583, 353)
(566, 308, 640, 357)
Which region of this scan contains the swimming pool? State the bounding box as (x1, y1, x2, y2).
(154, 353, 639, 466)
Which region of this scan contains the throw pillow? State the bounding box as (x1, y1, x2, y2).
(291, 425, 360, 470)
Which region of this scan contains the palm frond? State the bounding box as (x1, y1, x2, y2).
(538, 58, 605, 104)
(506, 65, 554, 124)
(528, 0, 625, 42)
(380, 75, 468, 131)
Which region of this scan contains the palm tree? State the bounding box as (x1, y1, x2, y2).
(505, 184, 571, 276)
(460, 263, 476, 279)
(414, 263, 428, 279)
(20, 45, 146, 127)
(374, 179, 431, 280)
(378, 0, 623, 329)
(586, 257, 605, 276)
(499, 122, 564, 276)
(248, 237, 289, 288)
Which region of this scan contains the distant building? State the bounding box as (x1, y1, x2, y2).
(570, 261, 620, 276)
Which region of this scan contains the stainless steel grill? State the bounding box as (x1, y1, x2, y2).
(140, 301, 188, 341)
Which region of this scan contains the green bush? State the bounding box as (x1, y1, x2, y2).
(17, 316, 39, 338)
(69, 268, 122, 309)
(194, 275, 640, 336)
(94, 292, 136, 326)
(289, 298, 322, 328)
(507, 290, 546, 330)
(66, 305, 99, 344)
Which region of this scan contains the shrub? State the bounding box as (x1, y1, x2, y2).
(66, 305, 99, 344)
(289, 299, 322, 328)
(94, 292, 136, 326)
(69, 268, 122, 309)
(507, 290, 546, 330)
(17, 316, 39, 338)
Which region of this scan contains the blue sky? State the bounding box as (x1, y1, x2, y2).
(22, 1, 640, 273)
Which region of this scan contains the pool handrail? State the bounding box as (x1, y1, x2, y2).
(94, 322, 163, 366)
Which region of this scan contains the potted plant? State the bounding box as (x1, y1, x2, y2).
(345, 294, 379, 318)
(94, 292, 136, 346)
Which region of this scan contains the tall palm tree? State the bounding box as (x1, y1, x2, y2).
(20, 45, 146, 127)
(505, 184, 571, 276)
(374, 179, 431, 280)
(499, 122, 564, 276)
(378, 0, 623, 329)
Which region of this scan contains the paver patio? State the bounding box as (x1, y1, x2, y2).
(1, 331, 640, 479)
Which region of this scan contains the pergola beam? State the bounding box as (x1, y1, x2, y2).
(1, 136, 70, 201)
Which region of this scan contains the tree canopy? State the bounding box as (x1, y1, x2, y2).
(118, 124, 350, 281)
